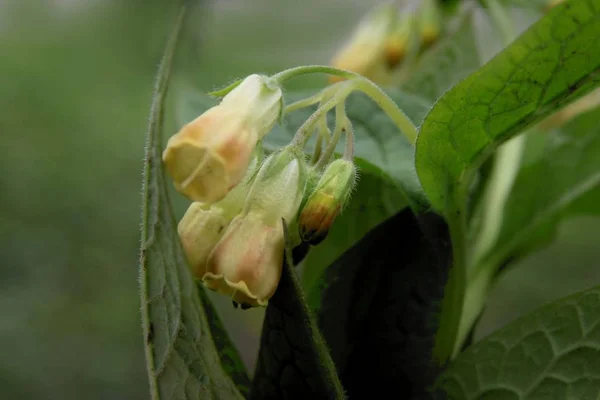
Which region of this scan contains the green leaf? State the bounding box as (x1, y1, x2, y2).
(402, 8, 481, 103)
(197, 286, 251, 397)
(436, 286, 600, 399)
(250, 238, 345, 399)
(302, 159, 407, 312)
(139, 6, 244, 399)
(416, 0, 600, 212)
(316, 209, 452, 399)
(481, 106, 600, 270)
(416, 0, 600, 363)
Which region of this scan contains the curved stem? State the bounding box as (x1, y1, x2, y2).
(315, 103, 348, 170)
(291, 83, 354, 148)
(272, 65, 419, 145)
(284, 92, 323, 114)
(311, 131, 324, 164)
(271, 65, 359, 84)
(342, 120, 355, 161)
(352, 78, 418, 144)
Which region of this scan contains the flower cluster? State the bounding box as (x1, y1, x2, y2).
(164, 74, 357, 308)
(329, 0, 442, 84)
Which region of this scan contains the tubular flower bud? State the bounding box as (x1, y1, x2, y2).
(177, 149, 262, 279)
(417, 0, 441, 49)
(299, 159, 356, 245)
(384, 14, 415, 68)
(329, 3, 398, 83)
(203, 149, 307, 307)
(163, 74, 282, 203)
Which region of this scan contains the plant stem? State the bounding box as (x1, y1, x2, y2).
(291, 83, 354, 148)
(271, 65, 359, 84)
(343, 120, 355, 161)
(315, 103, 348, 169)
(352, 78, 418, 144)
(272, 65, 419, 145)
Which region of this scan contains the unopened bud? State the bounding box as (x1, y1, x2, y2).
(177, 149, 262, 279)
(329, 3, 398, 83)
(299, 159, 356, 245)
(384, 14, 415, 68)
(244, 148, 307, 224)
(163, 74, 282, 203)
(417, 0, 441, 49)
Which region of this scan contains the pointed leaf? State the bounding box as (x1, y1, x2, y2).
(416, 0, 600, 212)
(139, 6, 244, 399)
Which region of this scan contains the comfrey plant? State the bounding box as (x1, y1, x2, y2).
(140, 0, 600, 399)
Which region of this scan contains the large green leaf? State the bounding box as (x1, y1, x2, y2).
(250, 238, 345, 400)
(139, 6, 244, 399)
(416, 0, 600, 212)
(481, 106, 600, 270)
(316, 209, 452, 399)
(416, 0, 600, 363)
(436, 286, 600, 399)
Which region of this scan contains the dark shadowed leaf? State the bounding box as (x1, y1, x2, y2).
(250, 241, 345, 400)
(139, 5, 244, 399)
(302, 160, 407, 312)
(436, 286, 600, 399)
(316, 209, 452, 399)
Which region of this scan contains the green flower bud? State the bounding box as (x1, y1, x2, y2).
(298, 159, 356, 245)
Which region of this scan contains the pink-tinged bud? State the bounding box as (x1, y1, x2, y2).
(299, 159, 356, 245)
(177, 149, 262, 278)
(204, 212, 285, 307)
(329, 3, 398, 83)
(178, 202, 229, 279)
(163, 74, 282, 203)
(201, 148, 308, 308)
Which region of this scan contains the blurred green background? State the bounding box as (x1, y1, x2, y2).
(1, 1, 598, 399)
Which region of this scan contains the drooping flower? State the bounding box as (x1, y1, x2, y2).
(177, 148, 262, 279)
(203, 149, 307, 307)
(329, 3, 398, 84)
(163, 74, 282, 203)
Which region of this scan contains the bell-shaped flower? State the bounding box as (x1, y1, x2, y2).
(299, 159, 356, 245)
(177, 149, 262, 279)
(202, 149, 307, 308)
(163, 74, 282, 203)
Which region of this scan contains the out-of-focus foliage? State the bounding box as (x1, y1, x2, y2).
(2, 1, 599, 399)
